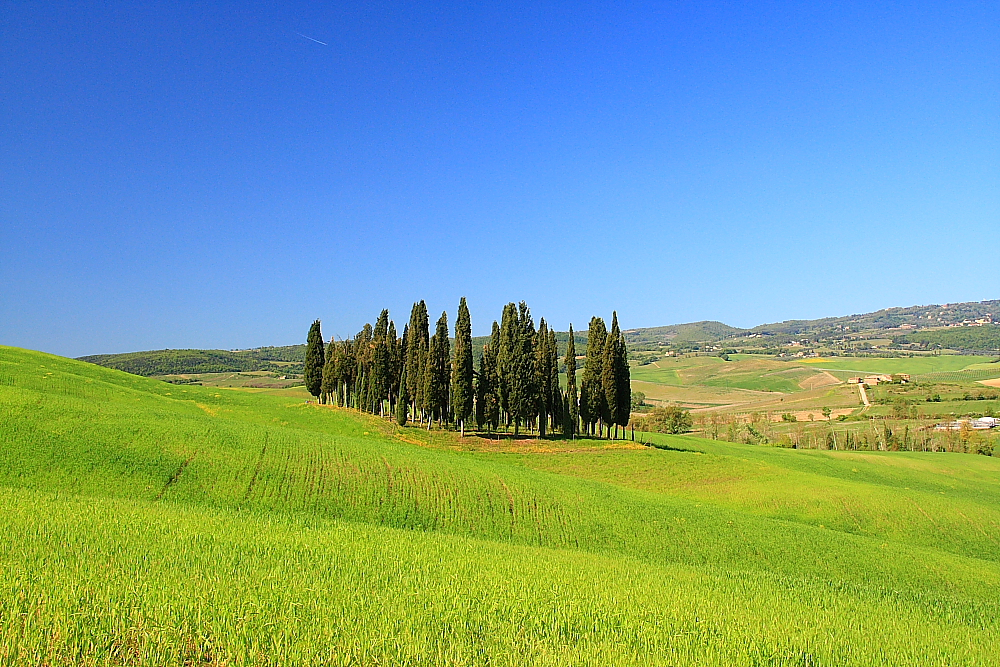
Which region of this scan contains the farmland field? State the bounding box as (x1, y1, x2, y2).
(799, 355, 998, 376)
(2, 345, 1000, 664)
(630, 352, 1000, 418)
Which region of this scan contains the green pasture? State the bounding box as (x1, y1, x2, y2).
(2, 345, 1000, 664)
(631, 355, 810, 392)
(800, 355, 997, 376)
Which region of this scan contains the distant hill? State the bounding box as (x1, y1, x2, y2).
(894, 324, 1000, 354)
(624, 321, 745, 346)
(751, 300, 1000, 338)
(80, 299, 998, 376)
(78, 345, 305, 376)
(623, 300, 999, 349)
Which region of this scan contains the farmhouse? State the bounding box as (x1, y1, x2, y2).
(847, 375, 893, 386)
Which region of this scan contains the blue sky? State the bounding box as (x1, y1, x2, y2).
(2, 1, 997, 357)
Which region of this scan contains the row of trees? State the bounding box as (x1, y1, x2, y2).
(303, 299, 632, 438)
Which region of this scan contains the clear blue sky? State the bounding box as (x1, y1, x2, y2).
(2, 2, 997, 357)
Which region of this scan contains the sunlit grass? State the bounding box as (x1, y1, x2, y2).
(2, 345, 999, 665)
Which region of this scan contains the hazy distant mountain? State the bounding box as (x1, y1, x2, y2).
(622, 300, 999, 346)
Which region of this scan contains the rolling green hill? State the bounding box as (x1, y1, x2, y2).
(750, 300, 1000, 338)
(2, 345, 999, 664)
(624, 320, 745, 346)
(77, 345, 305, 376)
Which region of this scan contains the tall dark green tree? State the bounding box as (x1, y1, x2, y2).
(334, 339, 356, 407)
(371, 309, 390, 417)
(320, 338, 339, 405)
(497, 303, 518, 424)
(476, 321, 501, 432)
(387, 320, 400, 413)
(354, 323, 374, 412)
(304, 319, 325, 400)
(613, 315, 632, 437)
(580, 317, 606, 435)
(601, 313, 620, 438)
(498, 302, 537, 436)
(395, 366, 409, 426)
(535, 319, 553, 437)
(424, 311, 451, 426)
(405, 301, 430, 423)
(451, 297, 474, 436)
(563, 324, 578, 437)
(547, 326, 562, 433)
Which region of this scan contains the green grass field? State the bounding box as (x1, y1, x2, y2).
(800, 355, 998, 376)
(2, 345, 1000, 665)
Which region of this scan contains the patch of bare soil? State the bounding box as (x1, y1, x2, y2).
(798, 371, 842, 391)
(769, 408, 854, 422)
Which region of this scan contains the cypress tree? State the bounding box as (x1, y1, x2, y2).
(451, 297, 474, 436)
(372, 310, 390, 417)
(535, 319, 551, 437)
(321, 338, 339, 405)
(507, 302, 537, 436)
(564, 325, 578, 437)
(548, 327, 562, 433)
(613, 318, 631, 436)
(580, 317, 606, 435)
(601, 314, 620, 438)
(354, 324, 373, 411)
(424, 311, 450, 426)
(335, 339, 356, 407)
(387, 320, 399, 414)
(396, 366, 409, 426)
(476, 322, 501, 432)
(489, 320, 501, 430)
(497, 303, 518, 426)
(421, 341, 434, 427)
(398, 324, 409, 418)
(434, 311, 451, 425)
(406, 302, 429, 422)
(304, 319, 325, 400)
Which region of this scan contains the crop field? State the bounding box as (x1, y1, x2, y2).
(799, 355, 999, 377)
(2, 345, 1000, 664)
(632, 353, 1000, 420)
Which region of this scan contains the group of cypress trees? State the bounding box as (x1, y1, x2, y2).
(302, 299, 632, 439)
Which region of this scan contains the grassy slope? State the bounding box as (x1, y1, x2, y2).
(2, 346, 1000, 665)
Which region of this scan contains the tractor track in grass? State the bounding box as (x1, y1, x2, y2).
(156, 452, 197, 500)
(242, 433, 269, 502)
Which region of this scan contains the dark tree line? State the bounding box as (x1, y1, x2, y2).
(302, 299, 632, 438)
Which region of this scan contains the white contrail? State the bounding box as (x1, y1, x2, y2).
(295, 32, 328, 46)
